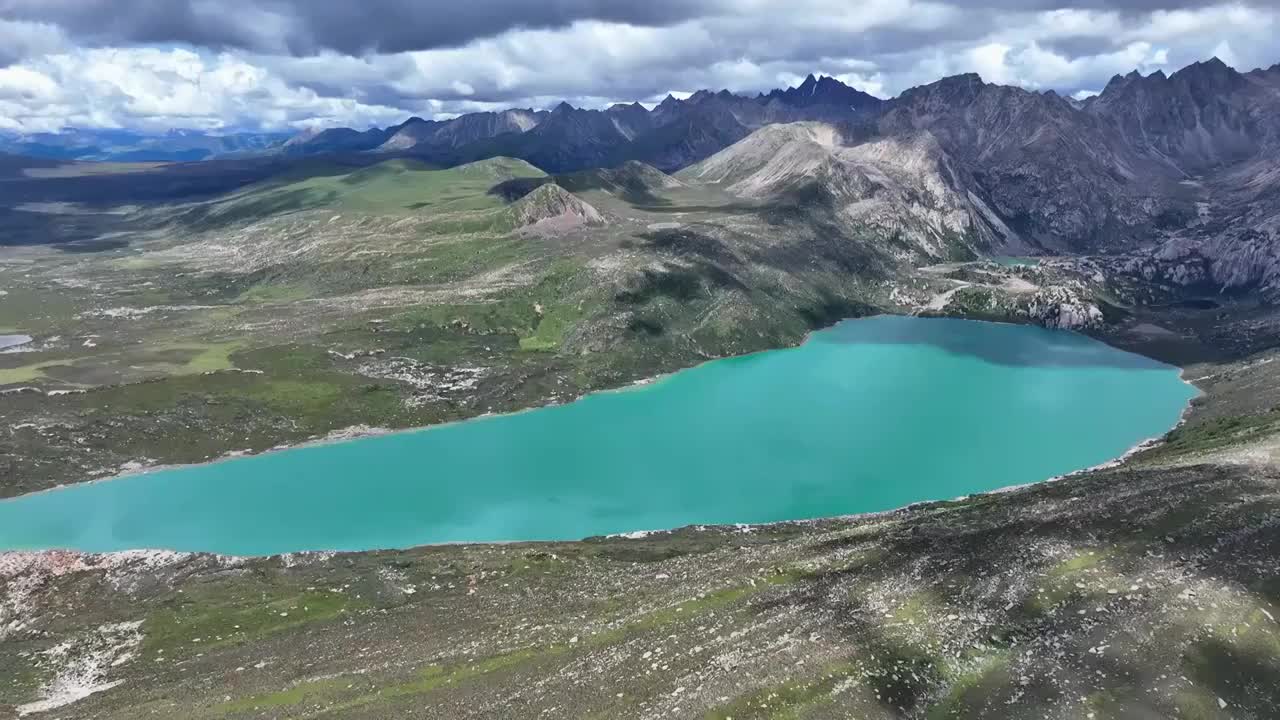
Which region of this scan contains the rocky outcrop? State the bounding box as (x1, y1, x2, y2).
(1022, 286, 1105, 329)
(510, 183, 605, 234)
(929, 277, 1106, 330)
(879, 73, 1179, 253)
(680, 122, 995, 260)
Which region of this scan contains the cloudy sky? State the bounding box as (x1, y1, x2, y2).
(0, 0, 1277, 134)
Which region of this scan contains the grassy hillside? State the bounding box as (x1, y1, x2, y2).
(185, 157, 547, 227)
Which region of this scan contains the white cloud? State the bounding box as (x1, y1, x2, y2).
(0, 65, 59, 101)
(0, 47, 408, 133)
(1, 2, 1279, 133)
(967, 43, 1015, 85)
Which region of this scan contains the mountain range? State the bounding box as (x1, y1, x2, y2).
(0, 127, 291, 162)
(282, 73, 884, 171)
(273, 60, 1280, 275)
(6, 58, 1280, 295)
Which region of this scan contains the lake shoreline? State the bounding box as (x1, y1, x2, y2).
(14, 313, 1191, 497)
(0, 315, 1199, 558)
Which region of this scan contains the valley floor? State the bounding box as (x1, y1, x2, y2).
(2, 315, 1279, 719)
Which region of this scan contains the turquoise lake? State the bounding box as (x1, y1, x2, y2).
(0, 316, 1197, 556)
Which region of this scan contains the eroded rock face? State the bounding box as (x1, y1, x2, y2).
(879, 74, 1173, 253)
(1025, 290, 1105, 330)
(680, 122, 993, 261)
(511, 183, 606, 233)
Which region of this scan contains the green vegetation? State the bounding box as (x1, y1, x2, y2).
(0, 360, 67, 384)
(147, 342, 243, 375)
(214, 677, 354, 715)
(1024, 548, 1114, 613)
(1153, 409, 1280, 458)
(144, 588, 362, 657)
(195, 157, 546, 225)
(705, 661, 865, 719)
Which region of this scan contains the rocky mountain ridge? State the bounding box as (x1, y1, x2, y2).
(12, 58, 1280, 307)
(277, 59, 1280, 280)
(282, 73, 888, 171)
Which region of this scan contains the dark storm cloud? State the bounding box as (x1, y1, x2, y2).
(964, 0, 1264, 7)
(0, 0, 720, 55)
(5, 0, 1267, 57)
(0, 0, 268, 52)
(1037, 35, 1128, 61)
(281, 1, 720, 54)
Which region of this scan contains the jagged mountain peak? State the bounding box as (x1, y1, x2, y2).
(762, 74, 882, 111)
(899, 72, 987, 101)
(1099, 58, 1249, 100)
(1172, 55, 1238, 78)
(894, 72, 987, 108)
(941, 72, 984, 85)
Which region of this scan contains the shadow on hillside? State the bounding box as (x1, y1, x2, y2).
(0, 153, 385, 210)
(56, 237, 131, 253)
(626, 228, 738, 265)
(614, 262, 747, 305)
(487, 176, 551, 202)
(487, 168, 747, 210)
(0, 207, 133, 251)
(816, 315, 1178, 370)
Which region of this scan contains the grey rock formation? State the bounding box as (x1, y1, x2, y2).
(510, 183, 605, 234)
(680, 121, 992, 260)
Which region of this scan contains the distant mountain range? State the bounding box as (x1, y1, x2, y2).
(0, 128, 291, 162)
(0, 73, 882, 165)
(7, 59, 1280, 294)
(278, 74, 884, 172)
(336, 55, 1278, 293)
